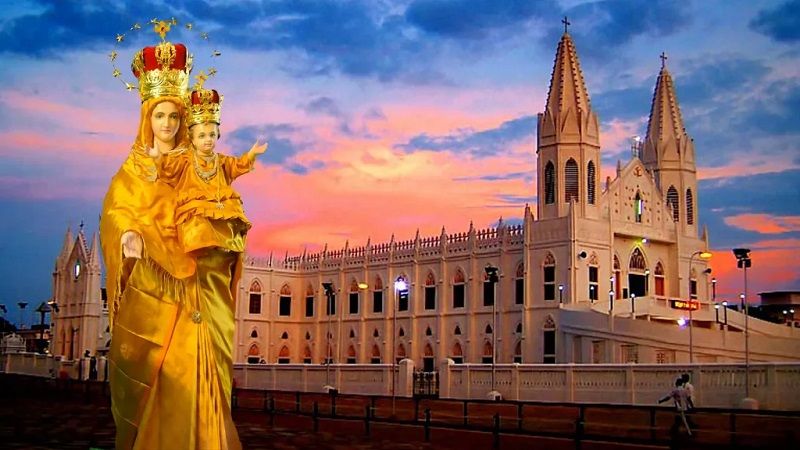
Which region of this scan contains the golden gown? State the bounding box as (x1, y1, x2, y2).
(100, 96, 242, 450)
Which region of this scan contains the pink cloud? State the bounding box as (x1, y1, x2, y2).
(724, 214, 800, 234)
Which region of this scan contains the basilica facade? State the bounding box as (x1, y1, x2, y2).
(50, 32, 799, 366)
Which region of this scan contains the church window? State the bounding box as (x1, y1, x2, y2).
(514, 341, 522, 364)
(690, 269, 698, 300)
(482, 341, 494, 364)
(634, 191, 643, 223)
(629, 248, 647, 271)
(543, 316, 556, 364)
(565, 159, 579, 202)
(250, 329, 258, 338)
(686, 188, 694, 225)
(588, 266, 599, 301)
(453, 269, 466, 308)
(349, 279, 359, 315)
(451, 342, 464, 364)
(278, 345, 290, 364)
(587, 161, 596, 204)
(454, 325, 461, 335)
(397, 275, 409, 311)
(483, 271, 495, 307)
(279, 284, 291, 317)
(654, 262, 665, 297)
(249, 280, 262, 315)
(424, 272, 436, 310)
(545, 161, 555, 204)
(305, 284, 315, 317)
(515, 263, 524, 305)
(543, 253, 556, 301)
(373, 276, 384, 313)
(667, 186, 679, 222)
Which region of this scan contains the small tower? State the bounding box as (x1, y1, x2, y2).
(537, 20, 601, 220)
(642, 53, 699, 237)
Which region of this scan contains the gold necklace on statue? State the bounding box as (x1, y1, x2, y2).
(193, 149, 218, 183)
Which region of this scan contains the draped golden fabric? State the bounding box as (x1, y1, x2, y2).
(101, 97, 242, 450)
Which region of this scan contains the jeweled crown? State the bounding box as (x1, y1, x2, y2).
(131, 41, 193, 102)
(188, 74, 222, 127)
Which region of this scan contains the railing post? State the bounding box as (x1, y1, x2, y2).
(313, 401, 319, 432)
(425, 408, 431, 442)
(493, 413, 500, 449)
(575, 405, 585, 450)
(365, 405, 371, 437)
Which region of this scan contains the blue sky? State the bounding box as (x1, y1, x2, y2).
(0, 0, 799, 326)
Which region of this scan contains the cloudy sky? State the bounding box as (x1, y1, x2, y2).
(1, 0, 798, 325)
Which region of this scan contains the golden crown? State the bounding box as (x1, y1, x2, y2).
(131, 40, 193, 102)
(188, 75, 222, 127)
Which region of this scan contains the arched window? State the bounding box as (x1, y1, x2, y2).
(667, 186, 679, 222)
(634, 191, 643, 223)
(305, 284, 315, 317)
(515, 262, 525, 305)
(349, 329, 356, 338)
(373, 275, 384, 313)
(278, 345, 290, 364)
(303, 345, 312, 364)
(250, 329, 258, 338)
(515, 323, 522, 334)
(396, 343, 406, 363)
(280, 331, 289, 340)
(372, 328, 379, 338)
(514, 340, 523, 364)
(453, 325, 461, 335)
(349, 279, 360, 315)
(587, 161, 596, 205)
(482, 341, 494, 364)
(545, 161, 555, 204)
(247, 343, 261, 364)
(248, 280, 262, 315)
(398, 327, 405, 337)
(543, 253, 556, 301)
(451, 342, 464, 364)
(613, 255, 622, 299)
(654, 262, 665, 297)
(371, 344, 381, 364)
(424, 271, 436, 310)
(396, 274, 409, 311)
(279, 284, 291, 317)
(629, 248, 647, 272)
(543, 315, 556, 364)
(425, 326, 432, 336)
(686, 188, 694, 225)
(565, 158, 579, 202)
(305, 331, 311, 340)
(346, 345, 357, 364)
(453, 268, 466, 308)
(485, 324, 493, 334)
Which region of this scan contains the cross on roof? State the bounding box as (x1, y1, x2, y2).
(660, 51, 668, 68)
(562, 16, 571, 33)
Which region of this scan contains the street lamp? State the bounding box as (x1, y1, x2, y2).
(392, 277, 407, 417)
(712, 277, 717, 303)
(630, 293, 636, 317)
(589, 285, 595, 303)
(17, 301, 28, 330)
(688, 250, 712, 363)
(558, 284, 564, 303)
(485, 264, 500, 400)
(722, 301, 728, 326)
(608, 290, 614, 313)
(322, 282, 335, 391)
(644, 269, 650, 296)
(733, 248, 753, 405)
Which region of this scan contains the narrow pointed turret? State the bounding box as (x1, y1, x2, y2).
(544, 32, 593, 126)
(60, 226, 74, 259)
(89, 233, 101, 269)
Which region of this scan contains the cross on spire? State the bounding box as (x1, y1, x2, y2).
(660, 51, 668, 68)
(562, 16, 571, 34)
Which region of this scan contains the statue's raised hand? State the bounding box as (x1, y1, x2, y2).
(248, 140, 268, 156)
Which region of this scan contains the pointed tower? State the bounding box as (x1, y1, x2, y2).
(537, 27, 601, 220)
(642, 53, 698, 237)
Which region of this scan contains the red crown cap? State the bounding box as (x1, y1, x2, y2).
(191, 89, 220, 105)
(132, 43, 189, 78)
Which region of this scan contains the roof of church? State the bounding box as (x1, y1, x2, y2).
(545, 32, 592, 117)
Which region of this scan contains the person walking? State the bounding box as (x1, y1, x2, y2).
(659, 378, 692, 436)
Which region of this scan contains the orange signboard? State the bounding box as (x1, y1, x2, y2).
(670, 299, 700, 311)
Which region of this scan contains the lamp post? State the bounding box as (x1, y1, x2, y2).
(644, 269, 650, 296)
(17, 301, 28, 330)
(589, 285, 595, 303)
(322, 282, 335, 390)
(485, 264, 500, 399)
(608, 290, 614, 313)
(732, 248, 753, 405)
(722, 301, 728, 326)
(688, 250, 712, 364)
(630, 293, 635, 317)
(392, 277, 407, 417)
(558, 284, 564, 303)
(711, 277, 717, 304)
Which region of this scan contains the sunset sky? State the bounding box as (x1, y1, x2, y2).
(1, 0, 798, 325)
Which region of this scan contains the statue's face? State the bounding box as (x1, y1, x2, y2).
(191, 122, 219, 155)
(150, 101, 181, 144)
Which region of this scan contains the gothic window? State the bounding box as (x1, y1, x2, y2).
(349, 329, 356, 338)
(305, 284, 314, 317)
(545, 161, 555, 204)
(485, 324, 493, 334)
(305, 331, 311, 340)
(453, 268, 466, 308)
(588, 265, 599, 301)
(565, 158, 579, 202)
(277, 345, 290, 364)
(482, 341, 494, 364)
(249, 280, 262, 315)
(514, 341, 522, 364)
(279, 284, 291, 317)
(634, 191, 643, 223)
(686, 188, 694, 225)
(280, 331, 288, 340)
(346, 345, 357, 364)
(397, 275, 409, 311)
(515, 262, 525, 305)
(303, 346, 312, 364)
(398, 327, 405, 337)
(587, 161, 596, 204)
(250, 329, 258, 338)
(543, 315, 556, 364)
(629, 248, 647, 272)
(371, 345, 381, 364)
(373, 275, 384, 313)
(453, 325, 461, 335)
(483, 271, 495, 307)
(667, 186, 679, 222)
(425, 326, 432, 336)
(424, 272, 436, 310)
(654, 262, 665, 297)
(516, 323, 522, 334)
(325, 282, 336, 316)
(373, 328, 379, 338)
(543, 253, 556, 301)
(690, 268, 698, 300)
(396, 343, 406, 363)
(349, 279, 360, 315)
(451, 342, 464, 364)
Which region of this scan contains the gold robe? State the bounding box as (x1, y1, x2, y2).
(101, 96, 242, 450)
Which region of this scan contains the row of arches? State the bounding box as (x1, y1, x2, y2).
(666, 186, 694, 224)
(544, 159, 596, 205)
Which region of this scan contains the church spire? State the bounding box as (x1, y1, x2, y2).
(544, 31, 592, 125)
(643, 53, 691, 168)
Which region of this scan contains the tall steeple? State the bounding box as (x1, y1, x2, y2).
(642, 53, 699, 237)
(537, 23, 600, 220)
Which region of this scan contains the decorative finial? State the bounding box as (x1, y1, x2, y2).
(562, 16, 571, 34)
(79, 220, 84, 230)
(194, 70, 208, 90)
(154, 20, 172, 41)
(660, 51, 668, 69)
